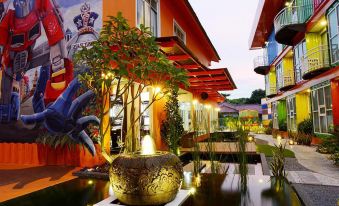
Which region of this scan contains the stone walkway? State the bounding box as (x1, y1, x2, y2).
(254, 134, 339, 186)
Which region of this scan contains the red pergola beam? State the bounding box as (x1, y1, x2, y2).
(177, 64, 200, 69)
(190, 81, 231, 87)
(168, 54, 191, 61)
(159, 41, 176, 48)
(189, 76, 227, 82)
(188, 70, 224, 76)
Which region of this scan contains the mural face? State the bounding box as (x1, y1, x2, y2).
(0, 0, 102, 140)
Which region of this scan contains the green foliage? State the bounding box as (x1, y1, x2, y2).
(330, 152, 339, 165)
(288, 131, 312, 146)
(74, 13, 188, 161)
(278, 120, 287, 132)
(36, 131, 79, 151)
(317, 138, 339, 154)
(226, 89, 265, 104)
(247, 89, 266, 104)
(270, 144, 287, 178)
(161, 89, 184, 156)
(297, 118, 313, 135)
(236, 125, 249, 193)
(256, 144, 295, 158)
(265, 121, 273, 135)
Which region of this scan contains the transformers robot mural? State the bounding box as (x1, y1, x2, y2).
(0, 0, 99, 153)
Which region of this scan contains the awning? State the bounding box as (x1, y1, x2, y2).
(157, 36, 236, 103)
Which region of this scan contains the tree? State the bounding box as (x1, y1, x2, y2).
(74, 13, 188, 162)
(247, 89, 266, 104)
(161, 89, 184, 156)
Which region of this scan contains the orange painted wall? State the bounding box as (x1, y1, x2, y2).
(331, 79, 339, 127)
(160, 0, 217, 67)
(0, 143, 105, 167)
(103, 0, 136, 26)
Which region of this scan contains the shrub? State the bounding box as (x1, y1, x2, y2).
(297, 133, 312, 146)
(298, 118, 313, 135)
(330, 153, 339, 165)
(278, 120, 287, 132)
(317, 138, 339, 154)
(265, 121, 273, 135)
(270, 144, 287, 178)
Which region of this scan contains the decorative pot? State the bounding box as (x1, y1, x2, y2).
(110, 151, 183, 205)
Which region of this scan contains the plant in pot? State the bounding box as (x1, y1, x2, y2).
(278, 120, 288, 138)
(75, 13, 189, 205)
(298, 118, 318, 145)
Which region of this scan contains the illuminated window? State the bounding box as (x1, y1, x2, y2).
(173, 20, 186, 43)
(311, 81, 333, 133)
(137, 0, 158, 36)
(286, 96, 297, 131)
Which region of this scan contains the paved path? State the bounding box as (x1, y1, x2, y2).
(254, 134, 339, 186)
(0, 164, 79, 202)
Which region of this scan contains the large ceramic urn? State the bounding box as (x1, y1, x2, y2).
(109, 136, 183, 205)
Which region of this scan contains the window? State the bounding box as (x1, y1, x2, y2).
(287, 96, 297, 131)
(173, 21, 186, 43)
(328, 3, 339, 64)
(294, 39, 306, 82)
(311, 81, 333, 133)
(272, 102, 279, 129)
(137, 0, 158, 36)
(276, 62, 283, 90)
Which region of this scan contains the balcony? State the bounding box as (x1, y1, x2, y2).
(280, 75, 295, 91)
(266, 86, 277, 98)
(274, 4, 313, 45)
(253, 56, 270, 75)
(301, 45, 330, 80)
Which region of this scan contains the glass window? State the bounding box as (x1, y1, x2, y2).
(173, 21, 186, 43)
(287, 96, 297, 131)
(137, 0, 158, 36)
(328, 3, 339, 64)
(276, 62, 283, 90)
(294, 40, 306, 82)
(311, 82, 333, 133)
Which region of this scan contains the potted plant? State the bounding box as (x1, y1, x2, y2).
(297, 118, 321, 145)
(75, 13, 189, 205)
(278, 120, 288, 139)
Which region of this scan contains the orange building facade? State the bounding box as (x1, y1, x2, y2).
(0, 0, 236, 166)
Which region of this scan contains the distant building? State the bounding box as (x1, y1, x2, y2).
(219, 102, 262, 119)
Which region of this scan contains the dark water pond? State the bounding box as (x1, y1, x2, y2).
(1, 174, 302, 206)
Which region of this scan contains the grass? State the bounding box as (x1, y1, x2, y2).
(256, 144, 295, 158)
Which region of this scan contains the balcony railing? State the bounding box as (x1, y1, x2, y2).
(274, 4, 313, 45)
(266, 86, 277, 97)
(253, 56, 270, 75)
(301, 45, 330, 79)
(281, 75, 295, 90)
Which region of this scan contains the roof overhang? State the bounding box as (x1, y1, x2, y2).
(157, 36, 236, 103)
(249, 0, 285, 49)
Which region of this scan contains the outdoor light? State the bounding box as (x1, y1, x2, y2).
(205, 104, 211, 109)
(289, 140, 294, 145)
(248, 136, 254, 142)
(141, 135, 156, 155)
(87, 180, 94, 185)
(277, 135, 282, 141)
(258, 179, 263, 183)
(189, 187, 196, 195)
(192, 99, 198, 105)
(215, 107, 221, 112)
(154, 86, 161, 94)
(285, 2, 292, 7)
(321, 19, 327, 26)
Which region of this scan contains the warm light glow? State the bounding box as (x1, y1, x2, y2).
(285, 2, 292, 7)
(189, 187, 196, 195)
(277, 135, 282, 141)
(204, 104, 211, 110)
(248, 136, 254, 142)
(88, 180, 94, 185)
(192, 99, 198, 105)
(320, 19, 327, 26)
(289, 140, 294, 145)
(154, 87, 161, 94)
(258, 179, 263, 183)
(306, 89, 311, 93)
(215, 107, 221, 112)
(141, 135, 156, 155)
